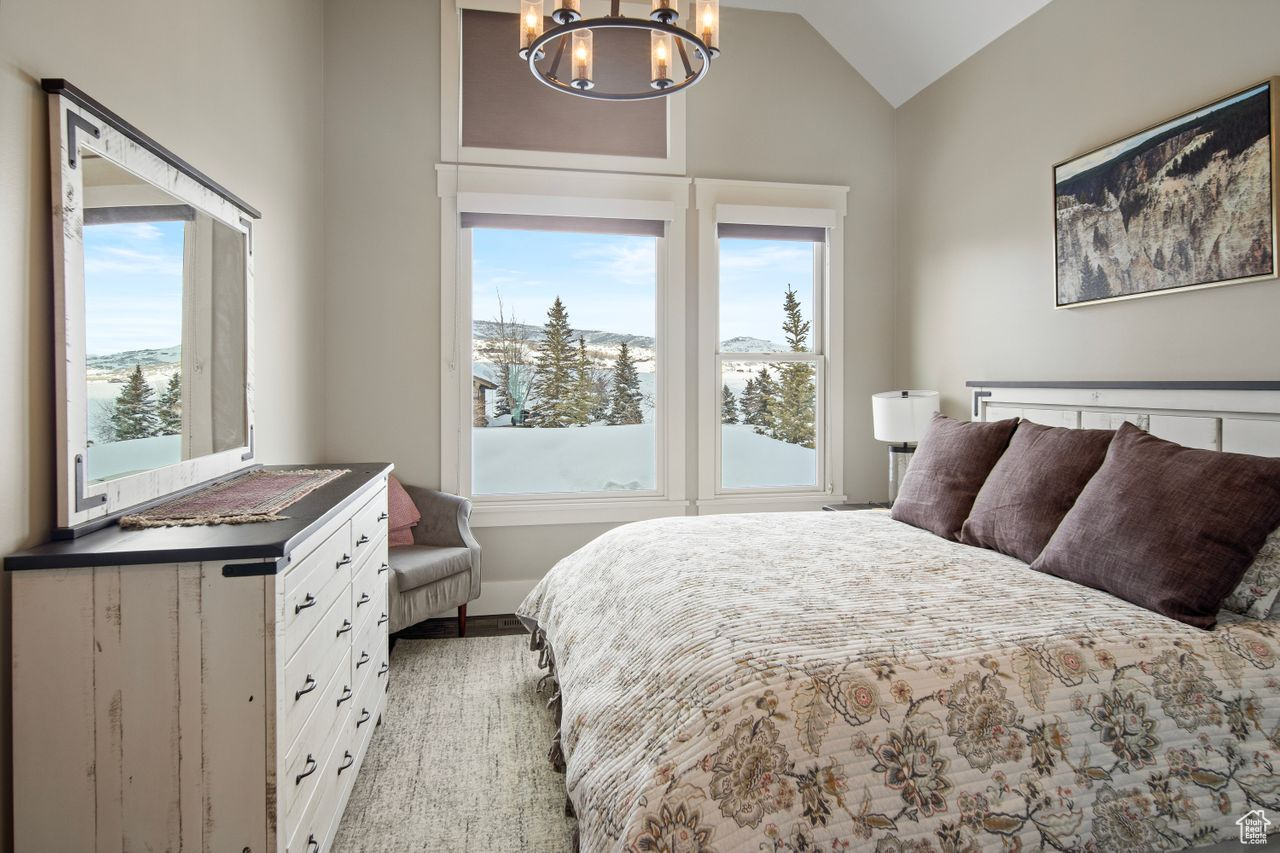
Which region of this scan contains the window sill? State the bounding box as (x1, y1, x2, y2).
(695, 493, 847, 515)
(469, 498, 691, 528)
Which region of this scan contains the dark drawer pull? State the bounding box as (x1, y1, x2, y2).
(356, 534, 370, 546)
(336, 619, 352, 637)
(307, 836, 319, 853)
(294, 593, 317, 614)
(295, 675, 317, 701)
(377, 661, 389, 677)
(336, 685, 353, 706)
(336, 554, 352, 568)
(378, 562, 388, 574)
(377, 613, 389, 626)
(337, 750, 355, 774)
(356, 651, 371, 668)
(295, 754, 318, 785)
(356, 592, 371, 607)
(377, 512, 388, 522)
(357, 708, 372, 727)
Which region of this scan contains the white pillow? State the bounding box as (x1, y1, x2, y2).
(1222, 526, 1280, 619)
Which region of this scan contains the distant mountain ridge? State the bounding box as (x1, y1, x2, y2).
(473, 322, 784, 353)
(87, 345, 181, 373)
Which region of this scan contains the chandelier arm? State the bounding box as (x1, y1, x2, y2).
(610, 0, 621, 16)
(548, 33, 568, 80)
(676, 37, 694, 78)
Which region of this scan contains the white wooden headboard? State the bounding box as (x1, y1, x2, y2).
(967, 381, 1280, 457)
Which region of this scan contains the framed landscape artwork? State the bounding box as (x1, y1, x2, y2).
(1054, 78, 1279, 307)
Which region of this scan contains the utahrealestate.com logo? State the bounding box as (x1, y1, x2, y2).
(1238, 808, 1272, 845)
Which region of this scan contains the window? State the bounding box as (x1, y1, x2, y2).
(438, 166, 690, 526)
(718, 227, 823, 490)
(466, 216, 660, 496)
(695, 180, 849, 510)
(441, 0, 686, 174)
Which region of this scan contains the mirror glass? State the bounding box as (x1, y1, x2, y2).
(81, 153, 248, 484)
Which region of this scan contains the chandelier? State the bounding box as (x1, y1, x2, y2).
(518, 0, 720, 100)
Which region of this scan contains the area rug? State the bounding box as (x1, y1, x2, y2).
(118, 468, 349, 529)
(332, 636, 575, 853)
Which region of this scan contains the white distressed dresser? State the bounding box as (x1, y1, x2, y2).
(5, 463, 393, 853)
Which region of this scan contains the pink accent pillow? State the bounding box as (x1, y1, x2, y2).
(387, 475, 421, 548)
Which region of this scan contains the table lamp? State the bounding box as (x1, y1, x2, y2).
(871, 390, 940, 503)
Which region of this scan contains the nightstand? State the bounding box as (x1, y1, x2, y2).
(822, 502, 892, 511)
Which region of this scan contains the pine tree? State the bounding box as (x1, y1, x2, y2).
(607, 341, 644, 425)
(529, 297, 577, 427)
(157, 371, 182, 435)
(775, 285, 816, 447)
(740, 376, 761, 426)
(721, 384, 738, 424)
(570, 337, 595, 426)
(743, 366, 779, 437)
(109, 364, 160, 440)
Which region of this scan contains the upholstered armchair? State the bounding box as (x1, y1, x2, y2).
(388, 486, 482, 636)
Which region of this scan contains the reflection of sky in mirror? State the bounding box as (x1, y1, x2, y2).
(471, 229, 658, 337)
(1055, 84, 1267, 182)
(719, 239, 815, 347)
(83, 221, 184, 355)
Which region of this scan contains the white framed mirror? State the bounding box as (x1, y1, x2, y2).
(45, 80, 259, 534)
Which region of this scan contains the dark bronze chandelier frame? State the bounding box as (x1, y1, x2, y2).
(524, 0, 715, 101)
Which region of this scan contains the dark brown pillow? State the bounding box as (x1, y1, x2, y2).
(1030, 422, 1280, 629)
(890, 413, 1019, 540)
(960, 421, 1115, 563)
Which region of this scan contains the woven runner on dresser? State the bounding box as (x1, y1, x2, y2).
(118, 468, 348, 529)
(333, 635, 575, 853)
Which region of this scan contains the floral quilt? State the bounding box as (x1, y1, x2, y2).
(517, 510, 1280, 852)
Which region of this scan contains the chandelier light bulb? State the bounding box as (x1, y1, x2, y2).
(519, 0, 544, 59)
(651, 31, 674, 89)
(696, 0, 719, 54)
(571, 29, 594, 90)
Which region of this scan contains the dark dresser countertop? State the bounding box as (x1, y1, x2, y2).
(5, 463, 392, 572)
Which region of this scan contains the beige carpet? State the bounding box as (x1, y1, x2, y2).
(333, 635, 575, 852)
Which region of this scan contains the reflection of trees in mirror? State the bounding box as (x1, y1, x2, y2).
(97, 364, 182, 443)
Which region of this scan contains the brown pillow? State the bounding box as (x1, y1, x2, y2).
(1030, 422, 1280, 629)
(960, 421, 1115, 563)
(890, 413, 1019, 540)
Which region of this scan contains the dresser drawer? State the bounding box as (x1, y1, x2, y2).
(283, 527, 352, 662)
(351, 648, 387, 751)
(351, 584, 388, 696)
(283, 588, 352, 755)
(351, 535, 387, 632)
(350, 486, 388, 566)
(285, 724, 352, 853)
(282, 649, 352, 839)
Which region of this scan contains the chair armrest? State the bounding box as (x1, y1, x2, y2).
(404, 486, 477, 550)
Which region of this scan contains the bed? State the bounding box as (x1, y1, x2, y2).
(518, 383, 1280, 851)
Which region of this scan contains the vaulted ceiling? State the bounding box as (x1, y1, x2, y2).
(724, 0, 1053, 107)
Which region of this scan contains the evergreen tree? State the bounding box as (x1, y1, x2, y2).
(529, 297, 577, 427)
(157, 371, 182, 435)
(109, 364, 160, 440)
(1078, 255, 1112, 302)
(775, 285, 816, 447)
(570, 337, 595, 426)
(721, 384, 738, 424)
(743, 366, 779, 437)
(607, 341, 644, 425)
(740, 376, 761, 426)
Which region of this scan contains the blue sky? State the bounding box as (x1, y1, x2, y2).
(471, 229, 814, 345)
(83, 221, 185, 355)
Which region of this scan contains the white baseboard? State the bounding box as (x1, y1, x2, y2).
(469, 578, 541, 616)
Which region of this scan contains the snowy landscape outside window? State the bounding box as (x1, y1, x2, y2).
(717, 224, 825, 491)
(466, 216, 661, 496)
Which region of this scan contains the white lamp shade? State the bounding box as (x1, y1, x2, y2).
(872, 390, 940, 443)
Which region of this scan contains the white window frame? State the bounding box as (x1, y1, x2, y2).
(694, 179, 849, 514)
(438, 164, 691, 527)
(440, 0, 687, 175)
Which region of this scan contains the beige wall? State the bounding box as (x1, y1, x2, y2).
(320, 4, 897, 612)
(0, 0, 326, 845)
(895, 0, 1280, 417)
